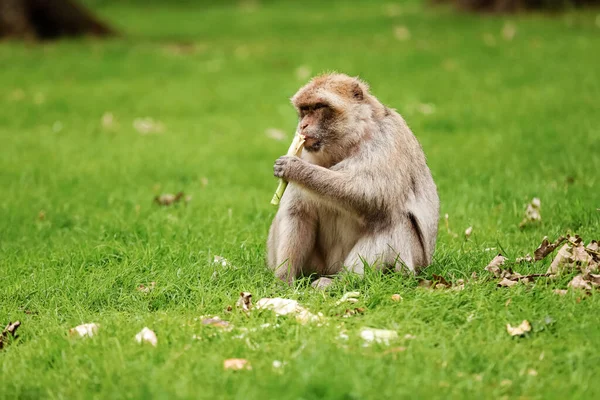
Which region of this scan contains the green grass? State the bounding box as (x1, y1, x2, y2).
(1, 0, 599, 398)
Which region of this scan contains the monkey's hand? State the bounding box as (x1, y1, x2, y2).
(274, 156, 305, 180)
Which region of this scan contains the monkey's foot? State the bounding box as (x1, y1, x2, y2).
(311, 277, 334, 290)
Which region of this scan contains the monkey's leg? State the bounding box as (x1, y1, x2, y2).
(270, 212, 317, 284)
(343, 228, 417, 275)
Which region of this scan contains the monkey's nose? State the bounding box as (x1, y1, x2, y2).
(300, 123, 309, 130)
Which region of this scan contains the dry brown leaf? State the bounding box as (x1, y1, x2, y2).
(311, 277, 333, 290)
(502, 22, 517, 40)
(0, 321, 21, 350)
(383, 346, 406, 355)
(417, 279, 432, 289)
(519, 197, 541, 228)
(342, 307, 365, 318)
(572, 245, 593, 264)
(213, 255, 230, 267)
(201, 317, 232, 330)
(485, 254, 507, 277)
(236, 292, 252, 312)
(295, 65, 311, 81)
(224, 358, 252, 371)
(534, 236, 566, 261)
(133, 117, 164, 134)
(464, 226, 473, 239)
(393, 25, 411, 41)
(568, 275, 592, 290)
(69, 323, 99, 338)
(256, 298, 323, 324)
(516, 254, 534, 263)
(506, 320, 531, 336)
(154, 192, 184, 206)
(360, 328, 398, 345)
(586, 240, 599, 253)
(101, 112, 117, 130)
(547, 243, 573, 274)
(265, 128, 286, 141)
(432, 274, 451, 288)
(135, 327, 158, 346)
(137, 281, 156, 293)
(391, 294, 403, 302)
(498, 278, 519, 288)
(335, 291, 360, 305)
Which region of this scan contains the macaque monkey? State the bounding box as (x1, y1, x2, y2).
(267, 73, 439, 286)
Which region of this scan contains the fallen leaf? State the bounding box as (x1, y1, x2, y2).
(256, 298, 323, 324)
(404, 334, 416, 340)
(201, 317, 232, 331)
(500, 379, 513, 387)
(135, 327, 158, 346)
(0, 321, 21, 350)
(272, 360, 284, 369)
(519, 197, 541, 228)
(552, 289, 568, 296)
(224, 358, 252, 371)
(417, 279, 432, 289)
(236, 292, 253, 312)
(464, 226, 473, 239)
(137, 281, 156, 293)
(547, 243, 573, 274)
(506, 320, 531, 336)
(335, 291, 360, 305)
(69, 323, 99, 338)
(393, 25, 411, 41)
(101, 112, 117, 130)
(391, 294, 403, 302)
(498, 278, 519, 287)
(528, 368, 538, 376)
(417, 103, 435, 115)
(485, 254, 507, 277)
(432, 274, 451, 288)
(360, 328, 398, 345)
(295, 65, 311, 81)
(383, 346, 406, 355)
(154, 192, 184, 206)
(342, 308, 365, 318)
(502, 22, 517, 41)
(568, 275, 592, 290)
(311, 277, 333, 289)
(516, 254, 533, 263)
(572, 245, 593, 264)
(213, 255, 230, 267)
(133, 118, 164, 135)
(534, 236, 566, 261)
(265, 128, 286, 141)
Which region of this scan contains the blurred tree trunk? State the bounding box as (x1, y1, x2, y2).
(0, 0, 114, 40)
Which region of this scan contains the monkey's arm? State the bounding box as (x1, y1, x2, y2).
(274, 156, 383, 217)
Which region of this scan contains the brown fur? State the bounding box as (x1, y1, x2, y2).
(268, 73, 439, 284)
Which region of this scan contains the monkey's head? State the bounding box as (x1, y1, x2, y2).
(291, 73, 372, 155)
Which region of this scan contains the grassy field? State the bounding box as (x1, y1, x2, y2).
(1, 0, 599, 398)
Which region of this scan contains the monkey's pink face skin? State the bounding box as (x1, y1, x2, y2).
(297, 102, 332, 152)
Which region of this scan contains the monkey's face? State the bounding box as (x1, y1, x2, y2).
(296, 102, 336, 152)
(292, 73, 368, 155)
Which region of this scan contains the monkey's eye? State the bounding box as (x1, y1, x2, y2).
(314, 103, 327, 110)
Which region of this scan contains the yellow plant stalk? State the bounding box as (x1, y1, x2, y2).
(271, 133, 306, 205)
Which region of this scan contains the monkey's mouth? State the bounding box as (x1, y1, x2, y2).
(303, 135, 322, 152)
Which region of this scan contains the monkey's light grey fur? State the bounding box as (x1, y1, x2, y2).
(267, 73, 439, 284)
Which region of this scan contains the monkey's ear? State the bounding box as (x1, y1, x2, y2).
(352, 83, 364, 101)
